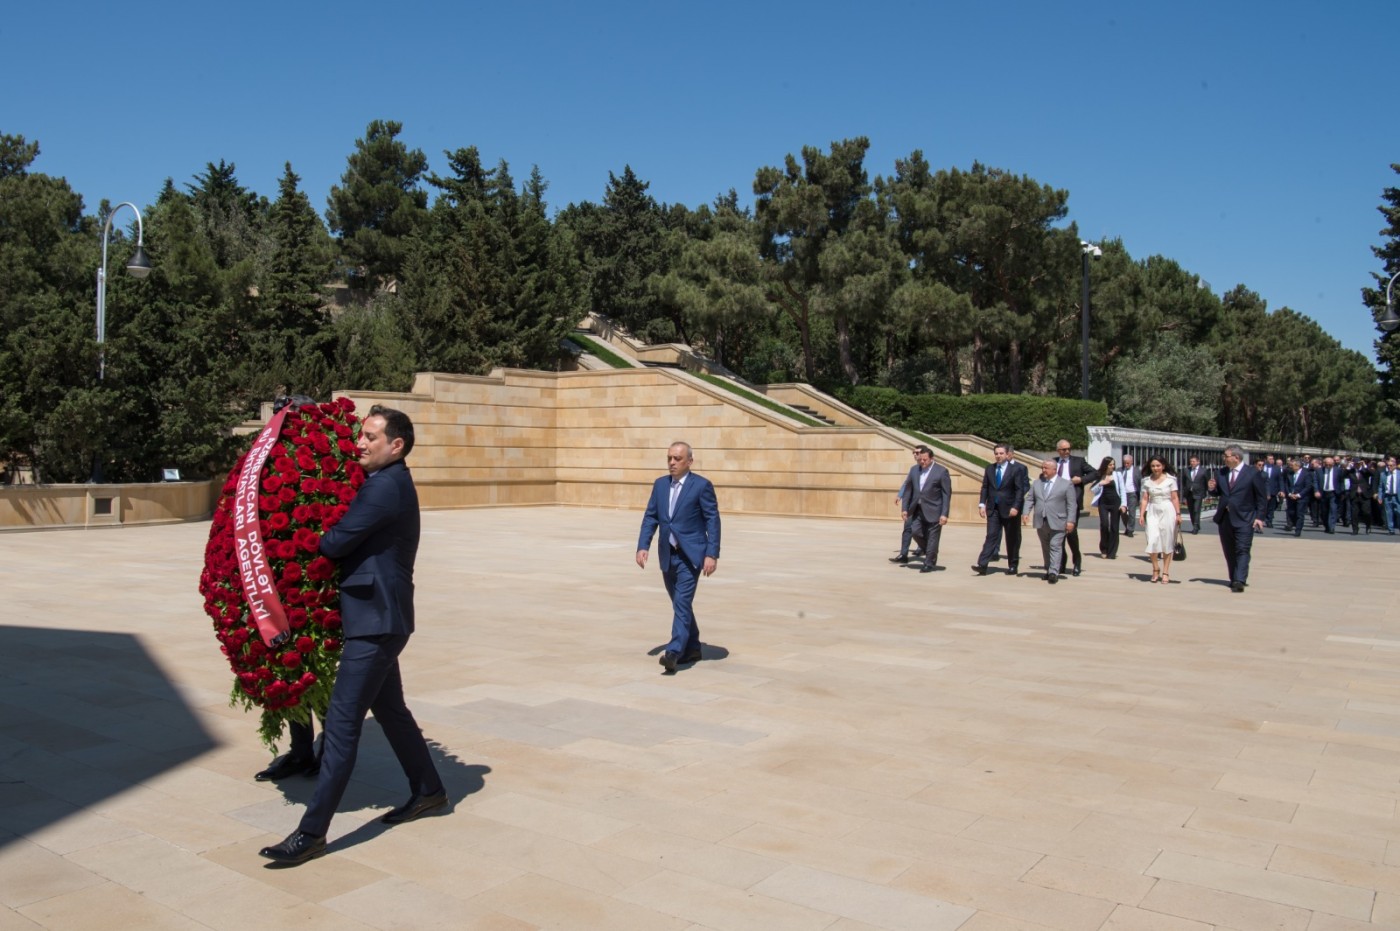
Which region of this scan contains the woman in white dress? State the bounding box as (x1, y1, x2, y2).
(1140, 455, 1181, 583)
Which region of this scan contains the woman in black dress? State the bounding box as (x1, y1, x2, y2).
(1093, 456, 1122, 559)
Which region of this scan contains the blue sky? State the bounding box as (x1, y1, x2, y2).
(8, 1, 1397, 358)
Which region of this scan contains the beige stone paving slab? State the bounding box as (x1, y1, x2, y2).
(1268, 844, 1400, 896)
(890, 861, 1118, 930)
(323, 877, 542, 931)
(0, 906, 43, 930)
(1214, 772, 1397, 820)
(465, 791, 637, 846)
(14, 882, 196, 931)
(955, 914, 1062, 931)
(2, 796, 141, 856)
(615, 868, 839, 931)
(1018, 854, 1158, 906)
(201, 835, 391, 902)
(720, 822, 911, 884)
(0, 839, 106, 909)
(474, 872, 696, 929)
(1145, 850, 1375, 920)
(1136, 877, 1313, 929)
(595, 826, 780, 886)
(1185, 808, 1388, 863)
(423, 810, 665, 895)
(751, 864, 976, 930)
(1099, 904, 1215, 930)
(1373, 890, 1400, 924)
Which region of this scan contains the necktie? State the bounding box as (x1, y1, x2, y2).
(1325, 471, 1332, 492)
(668, 480, 681, 517)
(1229, 469, 1237, 490)
(995, 464, 1004, 487)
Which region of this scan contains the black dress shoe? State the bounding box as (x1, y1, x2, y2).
(259, 830, 326, 865)
(660, 651, 678, 672)
(680, 648, 703, 664)
(1071, 567, 1081, 577)
(889, 555, 909, 564)
(1007, 566, 1018, 576)
(382, 790, 449, 825)
(1047, 573, 1058, 584)
(971, 564, 987, 575)
(1230, 581, 1246, 593)
(255, 754, 319, 782)
(920, 564, 936, 573)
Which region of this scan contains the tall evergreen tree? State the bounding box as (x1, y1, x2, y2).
(326, 120, 429, 290)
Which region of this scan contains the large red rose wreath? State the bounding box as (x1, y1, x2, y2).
(198, 398, 366, 748)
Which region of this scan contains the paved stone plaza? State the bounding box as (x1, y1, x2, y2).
(3, 506, 1400, 930)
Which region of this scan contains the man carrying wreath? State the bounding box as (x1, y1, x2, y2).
(260, 405, 447, 865)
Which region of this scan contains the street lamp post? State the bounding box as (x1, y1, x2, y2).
(1382, 272, 1400, 335)
(1080, 240, 1103, 401)
(91, 202, 152, 482)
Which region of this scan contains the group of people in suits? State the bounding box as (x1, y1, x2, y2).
(891, 439, 1278, 593)
(1276, 454, 1400, 537)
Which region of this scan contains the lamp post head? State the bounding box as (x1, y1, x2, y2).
(125, 244, 152, 279)
(1383, 271, 1400, 334)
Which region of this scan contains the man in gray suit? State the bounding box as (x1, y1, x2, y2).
(900, 445, 952, 574)
(1024, 459, 1078, 584)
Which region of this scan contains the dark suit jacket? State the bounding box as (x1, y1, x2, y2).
(1315, 465, 1343, 497)
(1284, 467, 1315, 498)
(1183, 465, 1210, 502)
(1350, 469, 1374, 499)
(979, 461, 1030, 518)
(638, 473, 721, 568)
(319, 459, 420, 638)
(1054, 456, 1097, 514)
(1263, 464, 1286, 496)
(1212, 466, 1269, 528)
(901, 463, 953, 523)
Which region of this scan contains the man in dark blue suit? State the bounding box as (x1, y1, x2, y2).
(1314, 456, 1343, 533)
(261, 405, 446, 865)
(1209, 444, 1269, 593)
(1284, 456, 1314, 537)
(637, 441, 721, 673)
(1262, 454, 1286, 528)
(972, 443, 1030, 576)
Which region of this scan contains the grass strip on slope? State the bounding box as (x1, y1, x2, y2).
(566, 334, 634, 369)
(908, 430, 992, 469)
(692, 372, 824, 427)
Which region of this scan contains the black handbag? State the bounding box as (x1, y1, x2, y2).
(1174, 536, 1187, 561)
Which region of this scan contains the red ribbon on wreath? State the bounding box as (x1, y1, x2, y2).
(233, 406, 293, 647)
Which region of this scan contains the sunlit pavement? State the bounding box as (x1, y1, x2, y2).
(3, 506, 1400, 929)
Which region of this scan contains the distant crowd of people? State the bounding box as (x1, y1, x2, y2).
(890, 442, 1400, 593)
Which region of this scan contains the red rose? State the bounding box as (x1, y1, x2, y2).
(300, 478, 321, 495)
(299, 671, 318, 686)
(312, 433, 332, 455)
(320, 456, 340, 475)
(260, 494, 280, 512)
(283, 589, 304, 606)
(306, 557, 335, 583)
(323, 638, 341, 651)
(337, 397, 355, 412)
(281, 651, 302, 668)
(274, 456, 295, 473)
(292, 504, 313, 523)
(261, 474, 282, 492)
(278, 486, 297, 504)
(322, 610, 342, 629)
(287, 607, 308, 629)
(295, 528, 320, 553)
(296, 636, 316, 654)
(282, 562, 303, 583)
(266, 512, 291, 532)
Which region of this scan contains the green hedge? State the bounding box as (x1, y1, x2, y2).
(839, 387, 1107, 452)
